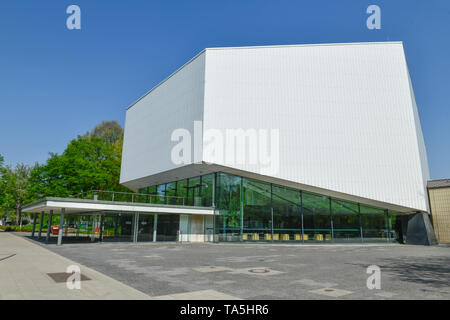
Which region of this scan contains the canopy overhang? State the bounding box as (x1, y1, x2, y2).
(22, 197, 214, 216)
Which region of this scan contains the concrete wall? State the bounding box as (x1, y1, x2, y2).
(189, 215, 205, 242)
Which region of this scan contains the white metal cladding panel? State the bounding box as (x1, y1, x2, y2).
(203, 43, 429, 211)
(120, 52, 205, 185)
(407, 67, 430, 212)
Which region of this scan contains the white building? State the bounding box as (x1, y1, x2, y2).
(25, 42, 436, 245)
(119, 42, 435, 244)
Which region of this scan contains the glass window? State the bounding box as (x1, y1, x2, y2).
(148, 185, 157, 204)
(272, 185, 301, 241)
(388, 211, 406, 243)
(360, 205, 388, 242)
(157, 214, 180, 241)
(137, 187, 149, 203)
(137, 214, 154, 242)
(215, 173, 242, 242)
(187, 176, 201, 206)
(302, 192, 332, 242)
(201, 174, 213, 206)
(243, 178, 272, 241)
(156, 184, 167, 204)
(177, 179, 188, 205)
(102, 213, 134, 242)
(331, 199, 361, 242)
(165, 182, 178, 205)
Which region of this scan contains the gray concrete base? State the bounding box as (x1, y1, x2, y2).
(406, 213, 438, 246)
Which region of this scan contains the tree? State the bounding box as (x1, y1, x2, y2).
(89, 120, 123, 144)
(28, 121, 129, 199)
(0, 154, 5, 216)
(1, 163, 32, 226)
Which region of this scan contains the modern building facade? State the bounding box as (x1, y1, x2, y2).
(118, 42, 436, 244)
(428, 179, 450, 243)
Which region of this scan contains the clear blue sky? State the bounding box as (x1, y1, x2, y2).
(0, 0, 449, 179)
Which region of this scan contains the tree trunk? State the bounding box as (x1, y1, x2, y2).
(16, 206, 22, 228)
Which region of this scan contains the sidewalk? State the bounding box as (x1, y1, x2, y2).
(0, 232, 151, 300)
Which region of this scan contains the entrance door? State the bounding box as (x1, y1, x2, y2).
(156, 214, 180, 241)
(137, 214, 154, 242)
(204, 215, 214, 242)
(179, 215, 190, 242)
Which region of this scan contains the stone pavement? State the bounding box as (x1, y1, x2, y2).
(0, 232, 151, 300)
(42, 239, 450, 300)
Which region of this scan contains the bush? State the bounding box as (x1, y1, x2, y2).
(0, 225, 37, 232)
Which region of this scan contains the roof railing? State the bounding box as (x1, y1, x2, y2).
(69, 190, 212, 207)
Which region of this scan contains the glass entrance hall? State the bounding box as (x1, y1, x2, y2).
(214, 172, 404, 243)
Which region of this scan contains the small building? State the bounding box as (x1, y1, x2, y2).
(428, 179, 450, 243)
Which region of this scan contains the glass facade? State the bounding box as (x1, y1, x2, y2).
(214, 172, 402, 243)
(102, 213, 135, 242)
(138, 171, 404, 244)
(138, 174, 214, 207)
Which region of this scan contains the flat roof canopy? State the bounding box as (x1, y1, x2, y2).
(23, 197, 214, 216)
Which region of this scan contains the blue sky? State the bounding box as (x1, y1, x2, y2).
(0, 0, 449, 179)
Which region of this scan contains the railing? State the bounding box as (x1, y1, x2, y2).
(69, 190, 212, 207)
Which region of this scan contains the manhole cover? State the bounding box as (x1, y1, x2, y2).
(248, 268, 270, 273)
(47, 272, 91, 283)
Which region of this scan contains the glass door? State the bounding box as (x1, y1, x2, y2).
(137, 214, 154, 242)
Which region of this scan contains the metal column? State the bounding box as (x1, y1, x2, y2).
(99, 215, 104, 242)
(31, 213, 37, 237)
(329, 198, 334, 242)
(132, 213, 139, 243)
(57, 208, 65, 246)
(91, 215, 96, 242)
(240, 177, 244, 241)
(38, 211, 44, 239)
(153, 214, 158, 242)
(45, 210, 53, 243)
(300, 191, 305, 244)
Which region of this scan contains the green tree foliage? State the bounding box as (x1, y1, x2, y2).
(90, 120, 123, 144)
(28, 121, 129, 199)
(0, 154, 5, 213)
(0, 163, 32, 225)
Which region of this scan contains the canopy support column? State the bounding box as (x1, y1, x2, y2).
(91, 215, 96, 242)
(45, 210, 53, 244)
(57, 208, 65, 246)
(99, 215, 104, 242)
(38, 211, 44, 240)
(153, 214, 158, 242)
(31, 213, 37, 238)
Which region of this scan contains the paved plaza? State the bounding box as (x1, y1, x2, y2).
(0, 232, 151, 299)
(10, 233, 449, 300)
